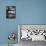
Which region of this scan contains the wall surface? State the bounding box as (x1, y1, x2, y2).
(0, 0, 46, 45)
(0, 0, 17, 44)
(16, 0, 46, 24)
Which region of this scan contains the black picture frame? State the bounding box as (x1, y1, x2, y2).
(6, 6, 16, 19)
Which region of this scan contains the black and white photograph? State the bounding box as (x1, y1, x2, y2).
(18, 25, 46, 46)
(6, 6, 16, 19)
